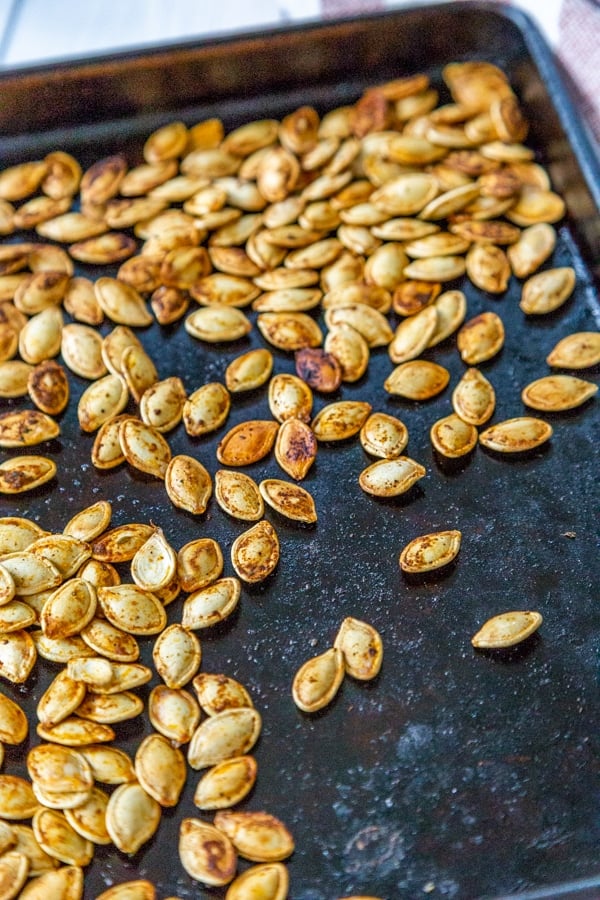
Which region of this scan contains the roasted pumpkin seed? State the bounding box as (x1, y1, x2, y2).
(224, 862, 289, 900)
(359, 456, 426, 496)
(333, 617, 383, 680)
(457, 311, 505, 364)
(178, 818, 237, 887)
(546, 332, 600, 369)
(472, 610, 543, 649)
(105, 783, 161, 854)
(134, 733, 187, 807)
(479, 417, 553, 452)
(214, 470, 264, 522)
(187, 707, 262, 770)
(274, 418, 317, 481)
(521, 374, 597, 411)
(431, 413, 478, 458)
(292, 647, 344, 713)
(194, 755, 257, 811)
(311, 400, 371, 441)
(148, 685, 200, 747)
(259, 479, 317, 524)
(520, 266, 576, 315)
(217, 420, 279, 467)
(182, 578, 242, 630)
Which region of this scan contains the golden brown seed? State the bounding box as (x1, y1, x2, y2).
(131, 528, 177, 592)
(520, 267, 576, 315)
(76, 690, 144, 725)
(311, 400, 371, 441)
(465, 243, 511, 293)
(0, 360, 34, 398)
(472, 611, 543, 649)
(27, 360, 69, 415)
(384, 360, 449, 400)
(178, 818, 237, 887)
(0, 600, 36, 632)
(333, 617, 383, 680)
(36, 670, 86, 728)
(505, 186, 565, 226)
(217, 420, 279, 467)
(40, 578, 97, 640)
(183, 381, 231, 437)
(62, 277, 103, 325)
(256, 311, 323, 351)
(94, 277, 153, 327)
(274, 418, 317, 481)
(193, 673, 253, 717)
(259, 479, 317, 524)
(507, 223, 556, 278)
(150, 285, 190, 325)
(479, 417, 553, 452)
(457, 312, 505, 364)
(153, 623, 201, 689)
(427, 289, 467, 347)
(0, 775, 39, 819)
(521, 375, 597, 411)
(91, 522, 154, 564)
(224, 862, 289, 900)
(80, 619, 139, 664)
(194, 755, 257, 811)
(187, 707, 262, 770)
(0, 410, 60, 448)
(94, 879, 155, 900)
(0, 516, 44, 555)
(214, 810, 294, 864)
(0, 456, 56, 494)
(101, 325, 143, 377)
(0, 692, 27, 744)
(165, 455, 212, 515)
(359, 412, 409, 459)
(225, 348, 273, 393)
(231, 520, 280, 583)
(77, 374, 129, 433)
(452, 367, 496, 425)
(546, 332, 600, 369)
(388, 306, 438, 365)
(268, 373, 313, 423)
(185, 305, 252, 342)
(182, 578, 242, 630)
(324, 323, 370, 383)
(120, 344, 158, 405)
(148, 685, 200, 746)
(97, 584, 167, 636)
(134, 733, 187, 807)
(190, 273, 259, 308)
(252, 287, 322, 313)
(119, 418, 172, 479)
(214, 470, 264, 522)
(13, 270, 70, 315)
(105, 783, 161, 854)
(177, 538, 223, 593)
(430, 413, 478, 458)
(0, 850, 29, 898)
(31, 807, 93, 866)
(324, 304, 393, 347)
(292, 647, 345, 713)
(78, 746, 135, 786)
(18, 306, 63, 365)
(358, 456, 426, 497)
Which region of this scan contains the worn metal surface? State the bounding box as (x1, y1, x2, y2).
(0, 4, 599, 898)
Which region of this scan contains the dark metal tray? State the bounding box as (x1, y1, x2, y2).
(0, 3, 599, 898)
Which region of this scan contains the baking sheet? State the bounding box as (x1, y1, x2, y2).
(0, 3, 599, 898)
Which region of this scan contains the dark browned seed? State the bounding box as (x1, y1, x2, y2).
(295, 347, 343, 393)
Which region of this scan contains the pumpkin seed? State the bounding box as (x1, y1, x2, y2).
(457, 312, 505, 364)
(178, 818, 237, 887)
(0, 360, 33, 398)
(31, 808, 93, 866)
(29, 534, 90, 579)
(451, 367, 495, 425)
(63, 787, 110, 846)
(119, 418, 172, 479)
(0, 566, 15, 607)
(63, 276, 103, 326)
(214, 810, 294, 864)
(27, 744, 93, 795)
(131, 528, 177, 592)
(40, 578, 97, 640)
(472, 610, 543, 649)
(163, 455, 211, 515)
(94, 278, 153, 327)
(259, 479, 317, 524)
(97, 584, 167, 636)
(94, 879, 155, 900)
(27, 360, 69, 415)
(134, 733, 187, 808)
(187, 707, 262, 770)
(190, 273, 259, 308)
(465, 243, 511, 293)
(256, 311, 323, 351)
(0, 692, 27, 744)
(194, 755, 257, 811)
(384, 360, 449, 400)
(31, 631, 94, 665)
(185, 305, 252, 342)
(63, 501, 112, 543)
(324, 323, 370, 383)
(77, 558, 120, 590)
(274, 418, 317, 481)
(214, 470, 264, 522)
(252, 288, 322, 313)
(182, 578, 242, 630)
(254, 267, 319, 292)
(192, 673, 253, 717)
(311, 400, 372, 441)
(105, 783, 161, 854)
(370, 173, 439, 216)
(292, 647, 344, 713)
(521, 374, 597, 411)
(324, 304, 394, 347)
(0, 775, 39, 819)
(507, 223, 556, 278)
(0, 850, 29, 898)
(153, 623, 201, 689)
(177, 538, 223, 593)
(520, 267, 576, 315)
(230, 520, 279, 584)
(479, 417, 553, 452)
(358, 456, 426, 496)
(0, 630, 36, 683)
(0, 410, 60, 448)
(388, 306, 438, 364)
(225, 348, 273, 393)
(217, 420, 279, 467)
(427, 289, 467, 347)
(333, 616, 383, 681)
(10, 825, 58, 876)
(431, 413, 478, 458)
(120, 344, 158, 405)
(359, 412, 409, 459)
(148, 685, 200, 746)
(546, 332, 600, 369)
(268, 373, 313, 424)
(80, 619, 139, 664)
(92, 523, 154, 563)
(505, 187, 565, 226)
(0, 600, 36, 633)
(77, 374, 128, 433)
(78, 746, 135, 785)
(76, 690, 143, 725)
(18, 307, 63, 365)
(402, 255, 466, 282)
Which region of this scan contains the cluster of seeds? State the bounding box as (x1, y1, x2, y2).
(0, 504, 310, 896)
(0, 53, 598, 899)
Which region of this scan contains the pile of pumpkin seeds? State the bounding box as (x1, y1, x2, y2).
(0, 56, 598, 898)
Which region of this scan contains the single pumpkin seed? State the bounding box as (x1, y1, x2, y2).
(18, 307, 63, 365)
(0, 600, 36, 633)
(31, 808, 93, 866)
(311, 400, 371, 441)
(521, 374, 597, 411)
(190, 273, 259, 308)
(183, 382, 231, 437)
(63, 501, 112, 543)
(177, 538, 224, 593)
(0, 553, 61, 596)
(324, 323, 370, 383)
(292, 647, 344, 713)
(520, 267, 576, 315)
(187, 707, 262, 770)
(505, 186, 565, 226)
(178, 818, 237, 887)
(94, 879, 155, 900)
(105, 783, 161, 855)
(333, 617, 383, 680)
(76, 690, 144, 725)
(479, 417, 553, 452)
(225, 348, 273, 393)
(452, 367, 496, 425)
(40, 578, 97, 640)
(259, 479, 317, 524)
(224, 862, 289, 900)
(91, 523, 154, 563)
(546, 332, 600, 369)
(252, 288, 322, 313)
(97, 584, 167, 636)
(77, 374, 128, 433)
(80, 619, 139, 664)
(0, 850, 29, 898)
(27, 360, 69, 415)
(507, 223, 556, 278)
(268, 373, 313, 423)
(427, 289, 467, 347)
(0, 692, 27, 744)
(78, 746, 135, 785)
(359, 412, 409, 459)
(472, 611, 543, 649)
(388, 306, 438, 364)
(457, 312, 505, 364)
(0, 360, 33, 398)
(256, 312, 323, 351)
(0, 776, 39, 819)
(182, 578, 242, 630)
(94, 278, 153, 327)
(192, 672, 253, 717)
(384, 360, 449, 400)
(26, 744, 93, 794)
(214, 470, 264, 522)
(230, 521, 279, 584)
(358, 456, 426, 496)
(0, 410, 60, 448)
(430, 413, 478, 458)
(148, 685, 200, 746)
(217, 420, 279, 467)
(119, 418, 172, 479)
(274, 418, 317, 481)
(153, 623, 201, 689)
(36, 669, 89, 728)
(165, 455, 212, 515)
(185, 305, 252, 343)
(134, 733, 187, 808)
(62, 276, 103, 326)
(131, 528, 177, 592)
(465, 243, 511, 293)
(194, 755, 257, 811)
(63, 786, 111, 846)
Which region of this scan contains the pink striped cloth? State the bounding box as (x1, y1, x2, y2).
(319, 0, 600, 147)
